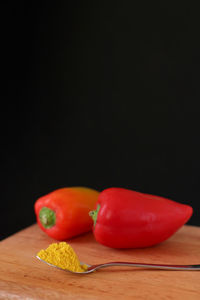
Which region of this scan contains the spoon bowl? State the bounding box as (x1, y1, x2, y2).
(36, 256, 200, 274)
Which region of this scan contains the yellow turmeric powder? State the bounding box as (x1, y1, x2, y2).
(37, 242, 88, 272)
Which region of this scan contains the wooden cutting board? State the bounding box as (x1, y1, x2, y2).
(0, 224, 200, 300)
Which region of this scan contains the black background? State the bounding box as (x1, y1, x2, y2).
(2, 1, 200, 240)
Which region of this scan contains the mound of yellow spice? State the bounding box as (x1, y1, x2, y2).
(37, 242, 88, 273)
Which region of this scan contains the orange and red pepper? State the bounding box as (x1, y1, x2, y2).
(34, 187, 99, 240)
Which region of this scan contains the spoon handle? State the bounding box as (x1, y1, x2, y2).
(89, 262, 200, 271)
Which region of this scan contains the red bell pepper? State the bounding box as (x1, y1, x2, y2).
(34, 187, 99, 240)
(89, 187, 193, 248)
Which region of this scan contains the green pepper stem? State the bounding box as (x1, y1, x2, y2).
(89, 204, 100, 227)
(39, 207, 56, 229)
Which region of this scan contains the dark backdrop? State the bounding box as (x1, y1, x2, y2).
(2, 1, 200, 240)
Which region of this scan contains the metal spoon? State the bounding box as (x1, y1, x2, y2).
(36, 256, 200, 274)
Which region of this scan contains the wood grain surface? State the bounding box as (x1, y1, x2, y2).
(0, 224, 200, 300)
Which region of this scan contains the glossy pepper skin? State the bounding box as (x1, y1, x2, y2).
(34, 187, 99, 240)
(89, 188, 193, 248)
